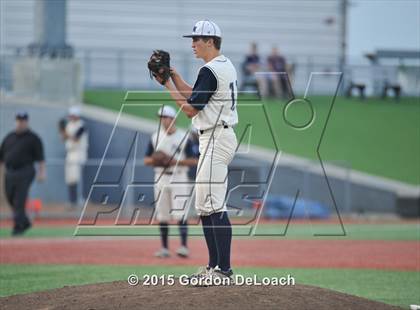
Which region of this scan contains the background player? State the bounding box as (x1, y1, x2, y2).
(152, 20, 238, 282)
(144, 105, 198, 258)
(0, 112, 45, 236)
(59, 106, 88, 209)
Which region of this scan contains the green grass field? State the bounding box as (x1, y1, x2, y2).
(83, 90, 420, 185)
(1, 264, 418, 308)
(1, 223, 419, 240)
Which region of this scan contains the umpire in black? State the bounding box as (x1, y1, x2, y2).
(0, 112, 45, 236)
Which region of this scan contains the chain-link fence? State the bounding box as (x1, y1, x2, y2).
(2, 46, 418, 96)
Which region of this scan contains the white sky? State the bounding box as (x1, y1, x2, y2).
(347, 0, 420, 58)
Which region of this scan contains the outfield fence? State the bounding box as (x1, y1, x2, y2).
(2, 46, 418, 96)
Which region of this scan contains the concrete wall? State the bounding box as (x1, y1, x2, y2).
(82, 111, 402, 216)
(12, 58, 82, 102)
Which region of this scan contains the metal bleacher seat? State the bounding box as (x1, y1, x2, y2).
(239, 62, 261, 98)
(381, 80, 401, 101)
(345, 81, 366, 100)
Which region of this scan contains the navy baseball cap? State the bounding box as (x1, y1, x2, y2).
(183, 20, 222, 38)
(15, 111, 29, 120)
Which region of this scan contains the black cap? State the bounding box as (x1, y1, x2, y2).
(16, 112, 29, 120)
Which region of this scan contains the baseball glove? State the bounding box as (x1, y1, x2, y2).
(147, 50, 171, 85)
(151, 151, 173, 167)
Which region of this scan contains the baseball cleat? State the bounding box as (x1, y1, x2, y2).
(175, 246, 189, 258)
(187, 266, 213, 287)
(209, 269, 235, 286)
(12, 222, 32, 236)
(154, 248, 170, 258)
(187, 266, 214, 286)
(190, 266, 212, 278)
(188, 268, 234, 286)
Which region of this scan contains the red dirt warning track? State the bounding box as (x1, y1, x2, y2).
(2, 218, 419, 226)
(1, 238, 418, 271)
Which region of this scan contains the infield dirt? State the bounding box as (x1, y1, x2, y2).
(1, 238, 418, 270)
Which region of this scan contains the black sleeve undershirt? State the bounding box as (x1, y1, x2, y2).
(145, 139, 154, 156)
(32, 133, 45, 162)
(184, 139, 195, 158)
(187, 66, 217, 111)
(75, 126, 85, 140)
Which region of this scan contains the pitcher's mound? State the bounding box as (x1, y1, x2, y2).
(0, 281, 400, 310)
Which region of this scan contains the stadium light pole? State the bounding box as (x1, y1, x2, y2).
(339, 0, 348, 93)
(29, 0, 73, 58)
(13, 0, 81, 102)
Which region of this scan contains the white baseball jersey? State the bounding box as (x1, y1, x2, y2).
(190, 55, 238, 131)
(65, 119, 88, 163)
(148, 128, 190, 175)
(64, 119, 88, 184)
(187, 54, 239, 216)
(146, 128, 193, 222)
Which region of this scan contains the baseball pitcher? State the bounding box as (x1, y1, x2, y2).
(148, 20, 238, 284)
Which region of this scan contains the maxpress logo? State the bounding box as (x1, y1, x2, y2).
(76, 72, 345, 237)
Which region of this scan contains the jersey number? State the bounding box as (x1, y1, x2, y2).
(229, 81, 238, 111)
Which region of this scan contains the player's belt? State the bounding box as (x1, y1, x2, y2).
(199, 124, 229, 135)
(163, 171, 184, 175)
(159, 171, 186, 176)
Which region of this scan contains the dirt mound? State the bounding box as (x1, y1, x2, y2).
(0, 280, 401, 310)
